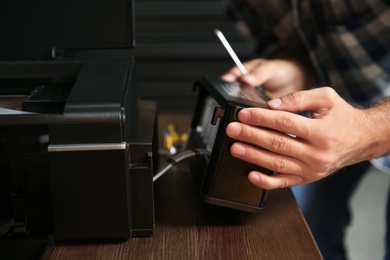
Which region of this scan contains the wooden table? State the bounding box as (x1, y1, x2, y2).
(44, 112, 322, 259)
(46, 161, 322, 259)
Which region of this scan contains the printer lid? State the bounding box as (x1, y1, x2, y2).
(0, 0, 134, 60)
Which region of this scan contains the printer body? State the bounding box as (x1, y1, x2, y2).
(0, 0, 157, 246)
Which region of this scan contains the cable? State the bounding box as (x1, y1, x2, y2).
(153, 148, 211, 182)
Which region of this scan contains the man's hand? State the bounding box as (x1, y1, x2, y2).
(221, 58, 308, 97)
(226, 87, 383, 190)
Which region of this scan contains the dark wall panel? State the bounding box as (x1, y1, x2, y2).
(133, 0, 253, 111)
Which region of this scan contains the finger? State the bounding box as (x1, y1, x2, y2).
(236, 108, 319, 140)
(222, 59, 271, 87)
(229, 142, 306, 175)
(226, 121, 309, 159)
(221, 66, 244, 82)
(248, 171, 305, 190)
(267, 87, 337, 113)
(241, 58, 267, 71)
(239, 60, 272, 86)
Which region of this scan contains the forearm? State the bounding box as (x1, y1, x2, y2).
(360, 98, 390, 159)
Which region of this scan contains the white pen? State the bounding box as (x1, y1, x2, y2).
(214, 28, 248, 76)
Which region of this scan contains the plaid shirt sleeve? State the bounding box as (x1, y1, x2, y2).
(224, 0, 390, 105)
(371, 156, 390, 175)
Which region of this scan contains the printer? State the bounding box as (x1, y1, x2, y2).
(0, 0, 157, 251)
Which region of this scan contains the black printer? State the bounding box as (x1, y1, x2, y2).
(0, 0, 157, 254)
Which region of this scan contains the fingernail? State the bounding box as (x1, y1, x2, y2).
(248, 171, 262, 185)
(221, 75, 234, 82)
(227, 122, 242, 136)
(238, 109, 250, 119)
(268, 98, 282, 108)
(233, 143, 246, 156)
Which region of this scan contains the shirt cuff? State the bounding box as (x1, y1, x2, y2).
(370, 156, 390, 174)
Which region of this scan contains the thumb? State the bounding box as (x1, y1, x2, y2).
(267, 87, 336, 113)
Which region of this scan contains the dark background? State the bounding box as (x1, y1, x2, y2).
(133, 0, 254, 112)
(0, 0, 254, 112)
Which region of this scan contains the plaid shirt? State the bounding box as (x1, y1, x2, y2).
(224, 0, 390, 107)
(224, 0, 390, 172)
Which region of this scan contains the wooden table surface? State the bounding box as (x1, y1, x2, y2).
(46, 159, 322, 260)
